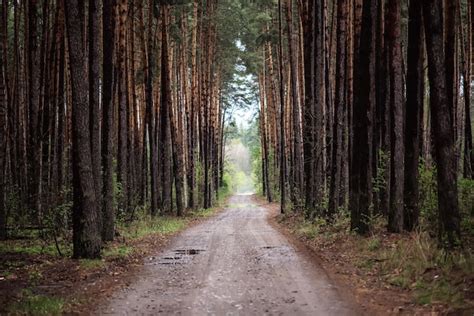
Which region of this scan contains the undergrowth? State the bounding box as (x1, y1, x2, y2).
(9, 290, 64, 315)
(284, 210, 473, 309)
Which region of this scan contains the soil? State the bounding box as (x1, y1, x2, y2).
(96, 193, 362, 315)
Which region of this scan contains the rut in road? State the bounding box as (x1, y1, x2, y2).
(99, 194, 359, 315)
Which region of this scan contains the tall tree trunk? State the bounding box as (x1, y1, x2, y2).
(462, 0, 473, 179)
(278, 0, 286, 213)
(27, 0, 42, 223)
(65, 0, 102, 258)
(89, 0, 102, 233)
(117, 0, 129, 213)
(0, 0, 7, 240)
(328, 0, 347, 218)
(386, 0, 404, 233)
(404, 0, 424, 231)
(160, 6, 172, 212)
(350, 0, 373, 234)
(145, 0, 159, 215)
(286, 0, 304, 202)
(423, 0, 461, 245)
(101, 0, 116, 241)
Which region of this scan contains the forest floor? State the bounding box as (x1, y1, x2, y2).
(0, 199, 227, 315)
(270, 199, 474, 315)
(2, 194, 471, 315)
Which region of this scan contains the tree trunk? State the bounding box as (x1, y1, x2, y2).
(350, 0, 373, 234)
(65, 0, 102, 258)
(386, 0, 404, 233)
(0, 0, 7, 240)
(101, 0, 116, 241)
(422, 0, 461, 245)
(278, 0, 286, 213)
(404, 0, 424, 231)
(117, 0, 129, 213)
(89, 0, 102, 233)
(160, 6, 172, 213)
(328, 0, 347, 218)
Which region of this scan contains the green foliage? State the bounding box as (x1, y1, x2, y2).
(0, 240, 71, 257)
(103, 245, 133, 258)
(119, 215, 187, 241)
(9, 290, 64, 315)
(418, 160, 438, 232)
(297, 222, 319, 239)
(458, 178, 474, 235)
(366, 237, 381, 251)
(379, 232, 472, 306)
(373, 149, 389, 195)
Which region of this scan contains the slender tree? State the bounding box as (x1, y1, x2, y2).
(404, 0, 424, 231)
(386, 0, 404, 233)
(102, 0, 116, 241)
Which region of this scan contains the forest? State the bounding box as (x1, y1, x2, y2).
(0, 0, 473, 313)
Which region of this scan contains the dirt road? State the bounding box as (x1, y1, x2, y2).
(98, 194, 359, 315)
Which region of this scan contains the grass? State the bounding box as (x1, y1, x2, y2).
(189, 207, 216, 218)
(103, 245, 133, 258)
(378, 232, 472, 307)
(9, 290, 64, 315)
(79, 259, 106, 269)
(295, 220, 319, 239)
(281, 211, 473, 310)
(120, 216, 188, 240)
(0, 240, 71, 257)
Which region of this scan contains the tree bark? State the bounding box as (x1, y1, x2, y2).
(101, 0, 116, 241)
(328, 0, 347, 218)
(65, 0, 102, 258)
(89, 0, 102, 233)
(404, 0, 424, 231)
(386, 0, 404, 233)
(350, 0, 373, 234)
(423, 0, 461, 245)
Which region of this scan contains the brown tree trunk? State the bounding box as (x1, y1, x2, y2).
(117, 0, 129, 213)
(350, 0, 373, 234)
(286, 0, 304, 203)
(386, 0, 404, 233)
(404, 0, 424, 231)
(328, 0, 347, 218)
(27, 0, 42, 223)
(89, 0, 101, 232)
(65, 0, 102, 258)
(101, 0, 116, 241)
(0, 0, 7, 240)
(278, 0, 286, 213)
(160, 6, 172, 212)
(423, 0, 461, 245)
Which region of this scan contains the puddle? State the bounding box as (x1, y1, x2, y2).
(175, 249, 205, 255)
(147, 249, 206, 266)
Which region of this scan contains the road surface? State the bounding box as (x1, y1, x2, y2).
(99, 194, 359, 315)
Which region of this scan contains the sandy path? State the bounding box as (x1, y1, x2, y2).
(98, 194, 359, 315)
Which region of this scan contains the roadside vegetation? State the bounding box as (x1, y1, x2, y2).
(1, 182, 233, 315)
(272, 166, 474, 313)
